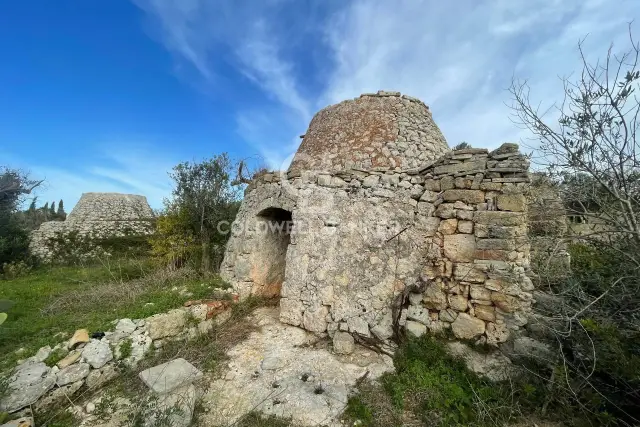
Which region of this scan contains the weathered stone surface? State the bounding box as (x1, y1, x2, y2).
(139, 358, 203, 394)
(33, 345, 52, 363)
(115, 318, 137, 334)
(86, 364, 118, 389)
(438, 218, 458, 235)
(453, 263, 486, 283)
(434, 160, 486, 176)
(0, 417, 34, 427)
(474, 305, 496, 322)
(30, 193, 154, 261)
(201, 308, 393, 426)
(406, 305, 430, 325)
(439, 308, 458, 323)
(147, 309, 187, 340)
(0, 362, 56, 412)
(446, 342, 513, 381)
(496, 193, 526, 212)
(448, 294, 468, 311)
(443, 234, 476, 262)
(486, 322, 509, 345)
(333, 332, 355, 354)
(147, 384, 199, 427)
(35, 380, 83, 412)
(451, 313, 486, 339)
(302, 306, 329, 333)
(458, 220, 473, 234)
(406, 320, 427, 337)
(56, 362, 90, 386)
(57, 350, 82, 369)
(422, 283, 448, 310)
(82, 339, 113, 369)
(69, 329, 90, 349)
(442, 189, 485, 204)
(474, 211, 525, 226)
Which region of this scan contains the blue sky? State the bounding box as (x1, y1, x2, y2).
(1, 0, 638, 210)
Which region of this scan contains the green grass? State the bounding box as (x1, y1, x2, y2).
(0, 258, 229, 371)
(344, 335, 541, 427)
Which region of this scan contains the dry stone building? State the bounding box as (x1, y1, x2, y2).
(30, 192, 154, 260)
(222, 91, 533, 349)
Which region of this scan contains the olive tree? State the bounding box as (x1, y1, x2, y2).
(167, 154, 241, 272)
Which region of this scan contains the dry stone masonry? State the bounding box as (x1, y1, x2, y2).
(221, 91, 534, 354)
(29, 192, 154, 260)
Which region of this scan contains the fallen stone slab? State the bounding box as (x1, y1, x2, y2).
(57, 350, 82, 369)
(139, 358, 203, 394)
(0, 362, 56, 412)
(56, 362, 90, 386)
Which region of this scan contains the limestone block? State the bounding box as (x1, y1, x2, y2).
(139, 358, 203, 394)
(82, 340, 113, 369)
(438, 219, 458, 235)
(476, 239, 516, 251)
(56, 363, 90, 386)
(423, 179, 440, 191)
(496, 193, 526, 212)
(458, 220, 473, 234)
(420, 190, 439, 202)
(279, 298, 304, 326)
(362, 175, 380, 187)
(333, 332, 355, 354)
(440, 175, 455, 190)
(453, 263, 486, 283)
(470, 285, 492, 300)
(451, 313, 486, 339)
(474, 305, 496, 322)
(491, 292, 519, 313)
(442, 189, 485, 204)
(443, 234, 476, 262)
(486, 322, 509, 345)
(406, 305, 430, 325)
(448, 294, 468, 311)
(474, 211, 525, 226)
(302, 306, 329, 333)
(147, 309, 187, 340)
(434, 160, 486, 175)
(405, 321, 427, 337)
(435, 203, 456, 219)
(422, 283, 448, 310)
(439, 309, 458, 323)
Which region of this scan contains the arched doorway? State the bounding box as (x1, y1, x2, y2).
(251, 207, 293, 297)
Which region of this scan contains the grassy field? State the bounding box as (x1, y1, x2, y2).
(0, 258, 229, 371)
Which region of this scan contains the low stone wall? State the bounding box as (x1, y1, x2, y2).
(222, 142, 533, 349)
(30, 193, 155, 261)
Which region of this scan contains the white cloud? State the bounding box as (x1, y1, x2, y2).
(135, 0, 640, 161)
(23, 144, 174, 212)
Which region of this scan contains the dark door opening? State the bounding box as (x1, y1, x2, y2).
(251, 207, 293, 297)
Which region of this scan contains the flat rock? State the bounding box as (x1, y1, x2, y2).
(0, 417, 34, 427)
(115, 318, 137, 334)
(35, 380, 84, 412)
(139, 358, 203, 394)
(146, 385, 198, 427)
(82, 339, 113, 369)
(69, 329, 90, 349)
(0, 362, 56, 412)
(146, 309, 187, 340)
(57, 350, 82, 369)
(86, 364, 118, 389)
(200, 307, 393, 427)
(451, 313, 486, 339)
(56, 362, 90, 386)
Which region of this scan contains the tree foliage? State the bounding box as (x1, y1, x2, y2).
(0, 167, 42, 270)
(153, 154, 241, 272)
(511, 27, 640, 425)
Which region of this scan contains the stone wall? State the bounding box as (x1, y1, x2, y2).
(222, 146, 532, 348)
(289, 91, 449, 173)
(30, 193, 155, 260)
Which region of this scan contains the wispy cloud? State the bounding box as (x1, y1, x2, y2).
(20, 143, 174, 211)
(135, 0, 640, 163)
